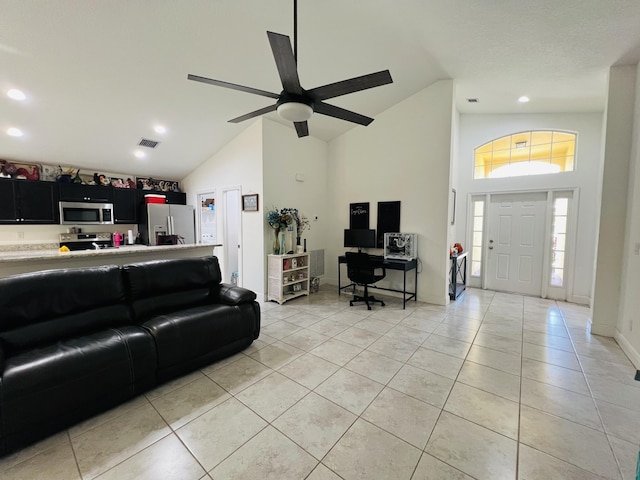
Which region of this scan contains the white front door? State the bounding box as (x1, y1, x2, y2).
(486, 192, 547, 296)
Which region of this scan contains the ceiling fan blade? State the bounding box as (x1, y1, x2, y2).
(294, 121, 309, 137)
(307, 70, 393, 101)
(228, 104, 277, 123)
(314, 102, 374, 126)
(188, 74, 279, 99)
(267, 31, 302, 95)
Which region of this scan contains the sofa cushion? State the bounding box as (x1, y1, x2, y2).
(0, 326, 156, 452)
(1, 304, 131, 356)
(0, 265, 131, 354)
(141, 303, 254, 370)
(123, 256, 222, 320)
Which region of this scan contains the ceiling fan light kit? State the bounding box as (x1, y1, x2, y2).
(187, 0, 392, 138)
(277, 102, 313, 122)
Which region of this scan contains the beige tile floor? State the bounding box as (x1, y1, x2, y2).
(1, 287, 639, 479)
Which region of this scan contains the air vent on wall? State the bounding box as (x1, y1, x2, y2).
(138, 138, 160, 148)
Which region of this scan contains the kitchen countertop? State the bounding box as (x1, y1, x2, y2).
(0, 244, 222, 263)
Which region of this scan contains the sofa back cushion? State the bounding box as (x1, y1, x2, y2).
(122, 256, 222, 320)
(0, 265, 130, 354)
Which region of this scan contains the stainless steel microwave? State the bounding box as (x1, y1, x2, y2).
(59, 201, 114, 225)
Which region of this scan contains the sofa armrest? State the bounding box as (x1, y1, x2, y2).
(215, 283, 257, 306)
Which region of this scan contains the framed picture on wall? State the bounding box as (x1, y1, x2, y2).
(242, 194, 259, 212)
(349, 202, 370, 229)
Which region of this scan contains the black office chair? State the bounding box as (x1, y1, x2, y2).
(345, 252, 386, 310)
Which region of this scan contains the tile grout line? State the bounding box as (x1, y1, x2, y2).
(417, 290, 499, 479)
(560, 304, 628, 480)
(515, 295, 525, 480)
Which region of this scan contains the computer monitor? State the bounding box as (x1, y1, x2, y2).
(344, 229, 376, 252)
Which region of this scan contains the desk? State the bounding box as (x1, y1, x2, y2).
(338, 255, 417, 309)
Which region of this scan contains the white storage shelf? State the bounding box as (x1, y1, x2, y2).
(268, 253, 310, 304)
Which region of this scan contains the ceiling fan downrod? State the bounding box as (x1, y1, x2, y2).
(293, 0, 298, 64)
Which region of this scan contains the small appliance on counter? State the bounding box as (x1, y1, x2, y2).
(59, 232, 113, 251)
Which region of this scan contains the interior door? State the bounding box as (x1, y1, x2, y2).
(222, 187, 242, 285)
(486, 192, 547, 296)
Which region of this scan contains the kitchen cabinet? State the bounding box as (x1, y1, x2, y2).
(0, 179, 59, 224)
(59, 183, 113, 203)
(267, 253, 310, 304)
(137, 190, 186, 205)
(164, 191, 186, 205)
(113, 188, 139, 224)
(138, 189, 187, 205)
(0, 180, 17, 222)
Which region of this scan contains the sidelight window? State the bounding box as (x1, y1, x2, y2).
(550, 196, 569, 287)
(470, 199, 485, 277)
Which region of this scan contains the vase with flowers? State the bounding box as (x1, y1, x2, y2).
(281, 208, 310, 251)
(266, 207, 293, 254)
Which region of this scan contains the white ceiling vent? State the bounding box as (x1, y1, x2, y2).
(138, 138, 160, 148)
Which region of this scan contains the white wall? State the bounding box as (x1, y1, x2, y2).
(327, 80, 455, 305)
(592, 65, 638, 337)
(456, 112, 604, 303)
(449, 97, 461, 252)
(615, 62, 640, 368)
(181, 121, 265, 296)
(261, 118, 329, 285)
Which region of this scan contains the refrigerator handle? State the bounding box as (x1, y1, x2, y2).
(169, 216, 174, 235)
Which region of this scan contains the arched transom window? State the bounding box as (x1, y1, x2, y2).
(474, 131, 576, 179)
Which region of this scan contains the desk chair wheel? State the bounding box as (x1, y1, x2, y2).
(350, 294, 385, 310)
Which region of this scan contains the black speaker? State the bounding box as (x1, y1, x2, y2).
(376, 201, 400, 248)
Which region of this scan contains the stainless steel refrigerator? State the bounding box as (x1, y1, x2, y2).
(141, 203, 195, 246)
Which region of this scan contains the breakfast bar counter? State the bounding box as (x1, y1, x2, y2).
(0, 244, 222, 278)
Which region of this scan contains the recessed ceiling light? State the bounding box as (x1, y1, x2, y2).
(518, 96, 530, 103)
(134, 150, 146, 158)
(7, 89, 26, 101)
(153, 125, 167, 134)
(7, 127, 23, 137)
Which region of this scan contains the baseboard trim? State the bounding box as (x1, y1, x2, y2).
(615, 330, 640, 370)
(567, 294, 591, 306)
(592, 323, 616, 337)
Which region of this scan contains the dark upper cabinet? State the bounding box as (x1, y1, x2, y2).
(162, 191, 186, 205)
(113, 188, 139, 224)
(0, 180, 18, 222)
(58, 183, 113, 203)
(0, 179, 59, 224)
(137, 190, 186, 205)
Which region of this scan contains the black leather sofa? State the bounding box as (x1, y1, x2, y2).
(0, 256, 260, 455)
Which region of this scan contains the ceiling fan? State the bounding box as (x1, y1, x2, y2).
(187, 0, 393, 138)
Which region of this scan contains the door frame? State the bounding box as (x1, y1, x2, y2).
(221, 185, 243, 286)
(467, 187, 579, 300)
(196, 189, 217, 246)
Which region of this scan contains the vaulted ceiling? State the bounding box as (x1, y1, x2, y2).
(2, 0, 640, 179)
